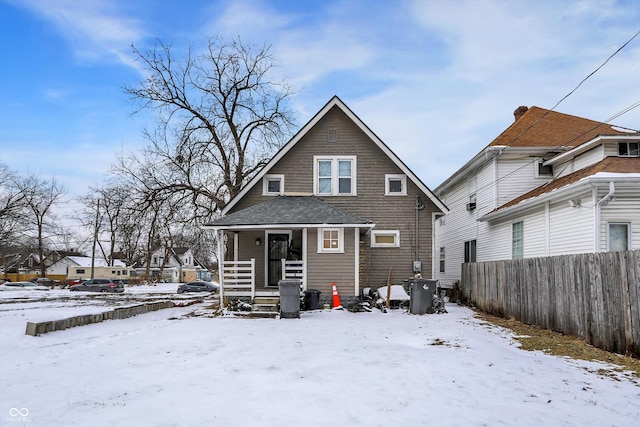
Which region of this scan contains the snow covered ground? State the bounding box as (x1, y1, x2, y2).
(1, 284, 638, 426)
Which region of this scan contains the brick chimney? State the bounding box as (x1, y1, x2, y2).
(514, 106, 528, 121)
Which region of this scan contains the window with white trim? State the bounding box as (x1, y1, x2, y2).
(618, 142, 639, 157)
(371, 230, 400, 247)
(318, 228, 344, 253)
(439, 247, 445, 273)
(314, 156, 356, 196)
(263, 174, 284, 195)
(512, 221, 523, 259)
(608, 222, 630, 251)
(535, 160, 553, 178)
(385, 174, 406, 195)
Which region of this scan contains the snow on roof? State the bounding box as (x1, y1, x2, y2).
(67, 256, 126, 267)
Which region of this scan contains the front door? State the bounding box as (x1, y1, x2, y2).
(267, 233, 289, 286)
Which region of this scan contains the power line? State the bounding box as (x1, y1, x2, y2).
(508, 29, 640, 147)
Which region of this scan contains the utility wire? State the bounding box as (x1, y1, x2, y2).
(508, 28, 640, 147)
(439, 28, 640, 210)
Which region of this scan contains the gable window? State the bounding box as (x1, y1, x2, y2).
(608, 223, 630, 251)
(371, 230, 400, 248)
(535, 160, 554, 178)
(618, 142, 639, 157)
(439, 247, 445, 273)
(385, 174, 407, 196)
(512, 221, 523, 259)
(318, 228, 344, 253)
(464, 240, 477, 263)
(314, 156, 356, 196)
(263, 174, 284, 195)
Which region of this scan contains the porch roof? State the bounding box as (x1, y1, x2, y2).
(204, 196, 374, 230)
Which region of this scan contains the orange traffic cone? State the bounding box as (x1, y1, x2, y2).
(331, 282, 343, 310)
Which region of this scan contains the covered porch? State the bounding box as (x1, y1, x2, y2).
(203, 196, 374, 305)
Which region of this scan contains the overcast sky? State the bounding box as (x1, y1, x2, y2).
(1, 0, 639, 201)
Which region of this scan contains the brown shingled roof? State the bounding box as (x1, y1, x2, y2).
(496, 156, 640, 211)
(488, 106, 634, 149)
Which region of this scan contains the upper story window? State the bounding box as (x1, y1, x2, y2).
(618, 142, 639, 157)
(385, 174, 407, 196)
(314, 156, 356, 196)
(263, 174, 284, 195)
(467, 177, 477, 211)
(535, 160, 554, 178)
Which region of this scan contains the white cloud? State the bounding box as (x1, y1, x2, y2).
(11, 0, 145, 66)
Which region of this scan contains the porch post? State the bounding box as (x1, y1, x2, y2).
(354, 227, 360, 297)
(216, 229, 224, 306)
(302, 228, 308, 291)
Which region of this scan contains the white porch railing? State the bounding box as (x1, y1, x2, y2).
(221, 259, 255, 299)
(282, 259, 304, 282)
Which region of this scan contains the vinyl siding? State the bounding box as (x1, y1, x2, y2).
(228, 106, 440, 287)
(307, 228, 356, 296)
(496, 158, 551, 207)
(434, 159, 497, 285)
(599, 186, 640, 251)
(548, 192, 594, 255)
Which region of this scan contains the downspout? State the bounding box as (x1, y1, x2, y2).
(594, 182, 615, 252)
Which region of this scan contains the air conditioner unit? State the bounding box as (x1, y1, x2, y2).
(466, 202, 476, 211)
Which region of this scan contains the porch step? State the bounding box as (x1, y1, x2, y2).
(251, 296, 280, 319)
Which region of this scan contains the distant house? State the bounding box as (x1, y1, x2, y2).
(2, 252, 41, 275)
(434, 105, 640, 286)
(204, 96, 448, 305)
(47, 256, 136, 280)
(134, 247, 210, 283)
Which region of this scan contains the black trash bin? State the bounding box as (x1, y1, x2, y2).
(278, 280, 301, 318)
(409, 279, 438, 314)
(303, 289, 321, 310)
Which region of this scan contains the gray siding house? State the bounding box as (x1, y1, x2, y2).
(204, 96, 448, 305)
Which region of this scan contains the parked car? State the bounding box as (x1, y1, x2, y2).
(0, 281, 50, 291)
(70, 278, 124, 293)
(177, 281, 219, 294)
(30, 277, 60, 288)
(68, 279, 85, 287)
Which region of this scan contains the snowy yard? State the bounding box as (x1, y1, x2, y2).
(1, 284, 639, 426)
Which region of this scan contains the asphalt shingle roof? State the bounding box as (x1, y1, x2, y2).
(495, 156, 640, 211)
(489, 106, 635, 149)
(206, 196, 372, 228)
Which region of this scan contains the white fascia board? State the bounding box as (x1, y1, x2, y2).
(202, 223, 377, 232)
(479, 174, 640, 222)
(434, 146, 506, 194)
(223, 96, 449, 215)
(545, 135, 640, 166)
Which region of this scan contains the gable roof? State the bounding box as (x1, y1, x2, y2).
(66, 256, 127, 268)
(489, 106, 635, 149)
(206, 196, 373, 230)
(221, 96, 448, 215)
(480, 156, 640, 221)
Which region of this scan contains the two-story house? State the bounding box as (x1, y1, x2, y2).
(204, 96, 448, 305)
(434, 105, 640, 287)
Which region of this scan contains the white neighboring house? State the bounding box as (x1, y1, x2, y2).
(135, 247, 210, 283)
(434, 105, 640, 287)
(46, 256, 135, 280)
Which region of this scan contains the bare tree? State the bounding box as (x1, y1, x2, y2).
(120, 36, 296, 220)
(0, 164, 27, 278)
(13, 174, 66, 277)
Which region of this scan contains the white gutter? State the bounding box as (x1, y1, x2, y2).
(594, 181, 615, 252)
(479, 175, 637, 222)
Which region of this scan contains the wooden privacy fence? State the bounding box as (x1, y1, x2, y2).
(461, 250, 640, 358)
